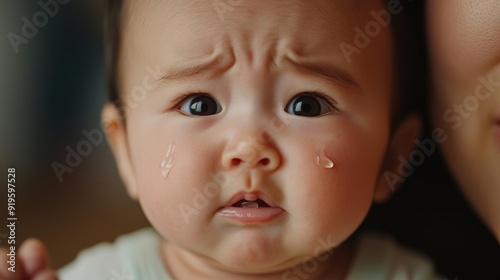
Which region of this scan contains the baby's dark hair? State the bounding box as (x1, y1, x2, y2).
(386, 0, 427, 127)
(104, 0, 122, 110)
(103, 0, 427, 128)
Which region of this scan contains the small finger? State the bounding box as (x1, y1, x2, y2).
(32, 270, 59, 280)
(19, 238, 51, 278)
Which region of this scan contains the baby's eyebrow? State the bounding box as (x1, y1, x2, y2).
(158, 55, 359, 91)
(158, 56, 227, 83)
(279, 57, 360, 91)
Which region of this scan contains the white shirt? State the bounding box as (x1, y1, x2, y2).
(59, 228, 441, 280)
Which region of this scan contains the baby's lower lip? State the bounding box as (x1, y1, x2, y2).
(216, 207, 285, 224)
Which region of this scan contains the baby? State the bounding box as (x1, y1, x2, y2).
(1, 0, 440, 279)
(427, 1, 500, 248)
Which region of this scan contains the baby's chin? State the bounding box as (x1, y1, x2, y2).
(215, 230, 285, 266)
(206, 230, 309, 273)
(209, 252, 305, 277)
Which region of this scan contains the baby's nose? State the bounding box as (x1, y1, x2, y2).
(222, 137, 280, 172)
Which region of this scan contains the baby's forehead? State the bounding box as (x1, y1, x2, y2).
(120, 0, 389, 64)
(122, 0, 382, 40)
(123, 0, 369, 21)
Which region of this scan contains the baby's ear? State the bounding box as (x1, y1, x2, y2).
(374, 114, 422, 203)
(101, 103, 138, 199)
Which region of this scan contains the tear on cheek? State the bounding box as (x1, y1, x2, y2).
(160, 142, 176, 179)
(315, 145, 334, 169)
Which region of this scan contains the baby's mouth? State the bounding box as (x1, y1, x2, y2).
(224, 192, 278, 209)
(231, 199, 271, 208)
(217, 192, 285, 223)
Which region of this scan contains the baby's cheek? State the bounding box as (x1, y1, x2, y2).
(294, 130, 385, 244)
(327, 142, 379, 217)
(137, 154, 226, 246)
(137, 173, 213, 248)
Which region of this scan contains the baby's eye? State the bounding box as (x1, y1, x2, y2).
(177, 93, 222, 116)
(285, 92, 336, 117)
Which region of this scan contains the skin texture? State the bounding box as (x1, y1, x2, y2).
(427, 0, 500, 242)
(102, 0, 421, 279)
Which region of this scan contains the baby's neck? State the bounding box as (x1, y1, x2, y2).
(160, 240, 355, 280)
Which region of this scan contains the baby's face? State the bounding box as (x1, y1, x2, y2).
(428, 0, 500, 241)
(113, 0, 393, 273)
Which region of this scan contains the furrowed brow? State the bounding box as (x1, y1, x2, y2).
(282, 57, 360, 90)
(158, 56, 226, 83)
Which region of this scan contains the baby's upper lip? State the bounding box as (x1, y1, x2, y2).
(224, 191, 280, 208)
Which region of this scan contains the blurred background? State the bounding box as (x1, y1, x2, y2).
(0, 0, 149, 270)
(0, 1, 499, 279)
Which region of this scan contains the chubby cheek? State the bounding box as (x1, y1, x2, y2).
(127, 118, 221, 240)
(284, 120, 387, 247)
